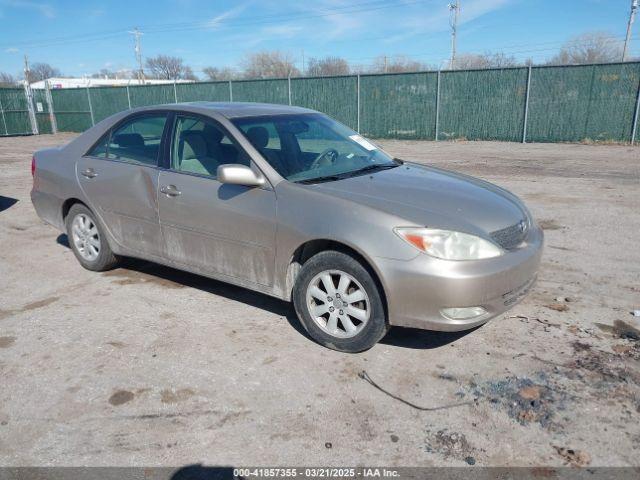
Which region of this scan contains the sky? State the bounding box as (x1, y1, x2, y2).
(0, 0, 637, 78)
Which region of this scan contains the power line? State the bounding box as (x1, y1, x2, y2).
(0, 0, 425, 49)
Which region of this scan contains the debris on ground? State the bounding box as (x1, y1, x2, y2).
(571, 341, 591, 352)
(358, 371, 475, 412)
(509, 315, 560, 330)
(552, 446, 591, 467)
(468, 373, 564, 430)
(596, 320, 640, 341)
(555, 296, 574, 303)
(424, 427, 475, 461)
(545, 303, 569, 312)
(612, 344, 633, 354)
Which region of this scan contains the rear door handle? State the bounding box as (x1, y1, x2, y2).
(80, 168, 97, 179)
(160, 185, 181, 197)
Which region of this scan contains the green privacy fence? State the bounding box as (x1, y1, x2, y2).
(0, 87, 32, 136)
(4, 62, 640, 144)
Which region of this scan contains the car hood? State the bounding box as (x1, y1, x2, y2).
(309, 163, 528, 236)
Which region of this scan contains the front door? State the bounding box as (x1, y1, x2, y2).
(158, 114, 277, 287)
(77, 113, 168, 257)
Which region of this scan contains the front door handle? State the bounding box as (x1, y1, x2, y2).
(80, 168, 97, 179)
(160, 185, 181, 197)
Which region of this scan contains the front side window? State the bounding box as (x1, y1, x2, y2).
(88, 114, 167, 166)
(233, 113, 398, 183)
(171, 115, 249, 178)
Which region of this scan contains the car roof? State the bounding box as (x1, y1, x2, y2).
(132, 101, 318, 119)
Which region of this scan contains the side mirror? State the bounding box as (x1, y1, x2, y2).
(217, 164, 265, 187)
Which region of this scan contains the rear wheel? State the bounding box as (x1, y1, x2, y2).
(293, 250, 388, 352)
(65, 203, 120, 271)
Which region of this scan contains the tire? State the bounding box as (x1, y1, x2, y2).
(293, 250, 389, 353)
(65, 203, 120, 272)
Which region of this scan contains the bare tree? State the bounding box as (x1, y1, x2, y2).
(0, 72, 16, 86)
(306, 56, 350, 76)
(28, 62, 61, 82)
(371, 55, 431, 73)
(452, 52, 519, 70)
(145, 55, 191, 80)
(91, 68, 117, 79)
(548, 32, 623, 65)
(242, 51, 300, 79)
(202, 66, 236, 81)
(182, 66, 199, 81)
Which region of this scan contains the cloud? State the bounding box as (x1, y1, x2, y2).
(381, 0, 513, 44)
(87, 8, 105, 18)
(0, 0, 55, 18)
(206, 3, 249, 29)
(261, 23, 304, 39)
(4, 47, 19, 53)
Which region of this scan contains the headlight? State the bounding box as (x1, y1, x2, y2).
(394, 227, 503, 260)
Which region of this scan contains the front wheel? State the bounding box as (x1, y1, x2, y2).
(293, 250, 389, 352)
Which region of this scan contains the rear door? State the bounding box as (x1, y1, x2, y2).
(77, 113, 168, 257)
(157, 113, 277, 286)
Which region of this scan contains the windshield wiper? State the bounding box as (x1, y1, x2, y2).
(295, 160, 402, 184)
(340, 162, 401, 178)
(296, 174, 343, 184)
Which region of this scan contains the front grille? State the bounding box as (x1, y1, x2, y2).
(491, 221, 528, 250)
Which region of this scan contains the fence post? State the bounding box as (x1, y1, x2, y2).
(86, 85, 95, 126)
(435, 70, 441, 141)
(288, 76, 292, 106)
(356, 74, 361, 133)
(631, 76, 640, 145)
(24, 81, 39, 135)
(173, 80, 178, 103)
(229, 80, 233, 102)
(522, 65, 532, 143)
(44, 80, 57, 134)
(0, 97, 8, 136)
(126, 80, 132, 109)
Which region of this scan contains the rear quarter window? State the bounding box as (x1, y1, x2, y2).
(86, 114, 167, 166)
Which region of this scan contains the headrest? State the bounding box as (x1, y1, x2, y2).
(203, 124, 224, 144)
(246, 126, 269, 149)
(181, 131, 208, 160)
(113, 133, 144, 148)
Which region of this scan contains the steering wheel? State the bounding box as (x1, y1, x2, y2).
(309, 148, 339, 170)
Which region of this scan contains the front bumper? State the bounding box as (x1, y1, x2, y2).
(375, 225, 544, 331)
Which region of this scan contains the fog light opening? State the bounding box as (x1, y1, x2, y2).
(440, 306, 487, 321)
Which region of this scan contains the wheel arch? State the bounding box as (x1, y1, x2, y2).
(285, 238, 388, 315)
(61, 197, 89, 221)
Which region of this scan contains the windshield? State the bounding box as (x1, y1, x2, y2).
(232, 113, 398, 183)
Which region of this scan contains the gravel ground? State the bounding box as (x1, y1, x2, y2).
(0, 133, 639, 468)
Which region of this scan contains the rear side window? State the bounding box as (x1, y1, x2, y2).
(87, 114, 167, 166)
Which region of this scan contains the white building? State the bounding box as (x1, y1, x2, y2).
(30, 77, 195, 89)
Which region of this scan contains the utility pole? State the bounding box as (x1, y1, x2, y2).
(22, 54, 38, 135)
(23, 54, 31, 84)
(128, 27, 145, 84)
(384, 55, 388, 73)
(623, 0, 638, 61)
(448, 1, 460, 69)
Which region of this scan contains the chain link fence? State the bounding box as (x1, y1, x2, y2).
(3, 61, 640, 144)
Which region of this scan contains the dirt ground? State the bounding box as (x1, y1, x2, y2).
(0, 133, 639, 468)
